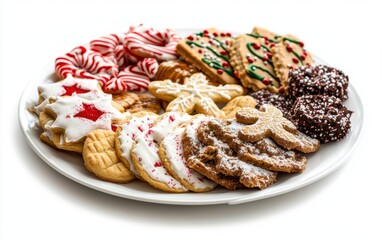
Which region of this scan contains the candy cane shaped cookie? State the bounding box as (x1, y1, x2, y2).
(104, 58, 158, 93)
(125, 25, 182, 61)
(55, 45, 118, 88)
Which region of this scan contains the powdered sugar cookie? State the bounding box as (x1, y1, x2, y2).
(159, 115, 217, 192)
(130, 112, 192, 192)
(83, 129, 135, 183)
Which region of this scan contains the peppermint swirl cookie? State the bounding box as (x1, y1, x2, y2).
(288, 65, 349, 101)
(291, 95, 352, 143)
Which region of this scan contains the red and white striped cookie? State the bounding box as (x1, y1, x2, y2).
(125, 25, 182, 61)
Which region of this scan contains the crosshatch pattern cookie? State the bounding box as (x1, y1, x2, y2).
(149, 73, 243, 118)
(83, 129, 135, 183)
(176, 28, 239, 84)
(236, 105, 320, 153)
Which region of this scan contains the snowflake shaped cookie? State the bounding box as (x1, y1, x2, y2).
(148, 73, 243, 118)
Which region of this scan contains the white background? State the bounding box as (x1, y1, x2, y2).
(1, 0, 381, 239)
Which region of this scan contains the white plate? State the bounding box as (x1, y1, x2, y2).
(18, 29, 364, 205)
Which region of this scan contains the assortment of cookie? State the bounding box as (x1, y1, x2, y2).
(31, 24, 353, 192)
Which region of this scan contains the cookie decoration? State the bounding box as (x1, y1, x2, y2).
(176, 28, 239, 84)
(148, 73, 243, 118)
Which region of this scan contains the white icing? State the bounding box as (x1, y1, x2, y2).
(46, 95, 123, 142)
(118, 114, 157, 177)
(152, 73, 242, 116)
(42, 120, 54, 141)
(131, 112, 193, 190)
(162, 127, 216, 190)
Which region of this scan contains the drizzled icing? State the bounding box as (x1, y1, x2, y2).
(131, 112, 189, 190)
(46, 95, 124, 142)
(162, 117, 216, 190)
(118, 114, 158, 177)
(149, 73, 243, 118)
(125, 25, 182, 61)
(185, 29, 236, 78)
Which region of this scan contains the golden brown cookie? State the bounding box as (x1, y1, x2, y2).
(155, 60, 198, 84)
(229, 34, 281, 93)
(112, 92, 161, 114)
(221, 96, 257, 119)
(148, 73, 243, 118)
(83, 129, 135, 183)
(236, 105, 320, 153)
(251, 26, 281, 42)
(176, 28, 239, 84)
(271, 34, 314, 93)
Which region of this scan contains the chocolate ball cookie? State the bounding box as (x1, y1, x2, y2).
(291, 95, 352, 143)
(250, 90, 293, 120)
(288, 65, 349, 101)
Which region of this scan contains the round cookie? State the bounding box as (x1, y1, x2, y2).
(159, 116, 217, 192)
(288, 65, 349, 101)
(130, 112, 192, 192)
(83, 129, 135, 183)
(115, 112, 158, 179)
(291, 95, 352, 143)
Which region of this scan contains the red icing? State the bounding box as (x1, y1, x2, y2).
(220, 50, 227, 55)
(292, 58, 299, 64)
(299, 42, 304, 47)
(73, 103, 105, 122)
(217, 69, 224, 75)
(262, 78, 271, 85)
(252, 42, 261, 50)
(61, 83, 91, 96)
(187, 35, 194, 40)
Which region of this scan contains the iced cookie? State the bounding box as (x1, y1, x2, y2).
(176, 28, 239, 84)
(271, 34, 314, 93)
(43, 95, 125, 152)
(149, 73, 243, 118)
(236, 105, 320, 153)
(229, 34, 281, 93)
(83, 129, 135, 183)
(115, 112, 158, 179)
(129, 112, 191, 192)
(159, 116, 217, 192)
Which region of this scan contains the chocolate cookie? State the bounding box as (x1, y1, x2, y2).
(291, 95, 352, 143)
(250, 90, 293, 120)
(288, 65, 349, 101)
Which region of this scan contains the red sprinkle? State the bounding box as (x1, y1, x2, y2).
(217, 69, 224, 74)
(198, 49, 203, 54)
(279, 87, 285, 93)
(187, 35, 194, 40)
(262, 56, 268, 61)
(213, 32, 218, 37)
(220, 50, 227, 55)
(220, 33, 226, 37)
(252, 42, 261, 50)
(234, 72, 239, 78)
(169, 115, 175, 122)
(247, 57, 254, 63)
(226, 32, 232, 37)
(154, 162, 162, 167)
(286, 45, 293, 52)
(299, 42, 305, 47)
(262, 78, 271, 85)
(270, 43, 276, 48)
(266, 52, 273, 58)
(292, 57, 299, 63)
(203, 30, 209, 34)
(301, 54, 306, 60)
(222, 62, 229, 68)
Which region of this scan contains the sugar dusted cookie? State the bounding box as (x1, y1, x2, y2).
(236, 105, 320, 153)
(176, 28, 239, 84)
(272, 34, 314, 93)
(148, 73, 243, 118)
(159, 115, 217, 192)
(83, 129, 135, 183)
(229, 32, 282, 92)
